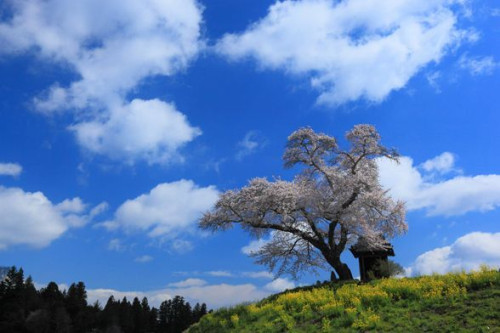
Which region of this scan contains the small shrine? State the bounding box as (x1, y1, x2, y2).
(350, 237, 395, 282)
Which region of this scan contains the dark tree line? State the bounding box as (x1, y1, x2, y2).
(0, 267, 208, 333)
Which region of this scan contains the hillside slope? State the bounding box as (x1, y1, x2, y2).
(187, 268, 499, 332)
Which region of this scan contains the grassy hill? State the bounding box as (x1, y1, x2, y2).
(187, 267, 499, 332)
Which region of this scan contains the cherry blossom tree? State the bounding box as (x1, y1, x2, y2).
(200, 125, 407, 281)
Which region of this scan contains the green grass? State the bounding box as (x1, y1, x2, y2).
(375, 287, 500, 332)
(186, 267, 500, 332)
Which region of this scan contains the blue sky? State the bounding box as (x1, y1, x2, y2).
(0, 0, 499, 308)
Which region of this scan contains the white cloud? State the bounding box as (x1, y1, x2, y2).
(207, 271, 234, 277)
(85, 277, 294, 308)
(173, 283, 269, 308)
(378, 154, 500, 216)
(264, 278, 295, 292)
(39, 274, 295, 308)
(203, 158, 226, 174)
(459, 55, 498, 76)
(166, 270, 275, 279)
(241, 238, 268, 255)
(217, 0, 472, 105)
(426, 71, 442, 93)
(242, 271, 274, 279)
(161, 277, 290, 307)
(241, 234, 274, 255)
(0, 163, 22, 177)
(409, 232, 500, 276)
(56, 197, 86, 214)
(420, 152, 456, 173)
(0, 0, 203, 109)
(86, 288, 173, 308)
(168, 278, 207, 288)
(103, 180, 219, 238)
(89, 202, 109, 219)
(70, 99, 201, 165)
(108, 239, 125, 252)
(0, 186, 103, 249)
(0, 0, 203, 164)
(236, 131, 266, 161)
(134, 255, 153, 263)
(171, 239, 194, 254)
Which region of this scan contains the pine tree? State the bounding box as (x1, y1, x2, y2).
(66, 282, 88, 332)
(41, 282, 66, 332)
(0, 267, 209, 333)
(131, 297, 143, 333)
(0, 267, 27, 331)
(103, 295, 119, 329)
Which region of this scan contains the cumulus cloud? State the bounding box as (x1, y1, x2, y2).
(459, 55, 498, 76)
(65, 273, 294, 308)
(172, 283, 269, 308)
(102, 180, 219, 238)
(241, 233, 275, 255)
(264, 278, 295, 292)
(0, 0, 203, 109)
(86, 288, 173, 308)
(0, 0, 203, 164)
(85, 277, 294, 308)
(70, 99, 201, 164)
(409, 232, 500, 276)
(241, 239, 268, 255)
(217, 0, 472, 105)
(420, 152, 456, 174)
(0, 186, 103, 249)
(0, 163, 22, 177)
(56, 197, 86, 214)
(377, 153, 500, 216)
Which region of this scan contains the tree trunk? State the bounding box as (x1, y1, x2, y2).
(330, 259, 353, 281)
(336, 263, 353, 280)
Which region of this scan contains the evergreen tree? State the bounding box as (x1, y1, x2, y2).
(41, 282, 66, 332)
(149, 307, 159, 332)
(158, 299, 169, 332)
(103, 295, 120, 329)
(119, 297, 133, 333)
(65, 282, 88, 333)
(24, 275, 41, 312)
(131, 297, 143, 333)
(192, 303, 201, 322)
(191, 302, 208, 323)
(0, 267, 209, 333)
(199, 303, 207, 318)
(0, 267, 27, 332)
